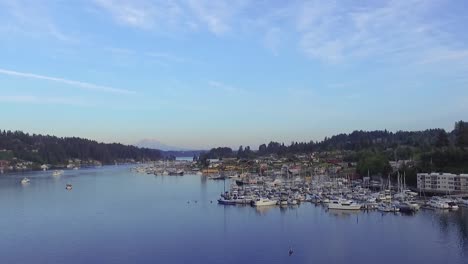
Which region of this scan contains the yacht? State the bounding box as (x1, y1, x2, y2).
(251, 198, 277, 207)
(397, 201, 420, 213)
(20, 177, 30, 184)
(217, 198, 236, 205)
(456, 198, 468, 207)
(234, 195, 254, 205)
(427, 198, 449, 209)
(442, 199, 459, 210)
(327, 199, 362, 210)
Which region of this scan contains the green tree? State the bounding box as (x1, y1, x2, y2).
(356, 151, 392, 176)
(435, 130, 449, 148)
(455, 121, 468, 148)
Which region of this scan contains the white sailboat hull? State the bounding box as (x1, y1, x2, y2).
(328, 203, 361, 210)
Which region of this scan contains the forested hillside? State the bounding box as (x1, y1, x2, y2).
(0, 130, 162, 165)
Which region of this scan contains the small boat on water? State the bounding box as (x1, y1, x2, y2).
(397, 201, 420, 213)
(251, 198, 277, 207)
(378, 203, 400, 212)
(65, 184, 72, 190)
(21, 177, 30, 184)
(427, 197, 450, 209)
(327, 199, 362, 210)
(445, 200, 459, 210)
(52, 170, 64, 176)
(456, 198, 468, 207)
(208, 175, 226, 180)
(217, 198, 236, 205)
(168, 170, 184, 176)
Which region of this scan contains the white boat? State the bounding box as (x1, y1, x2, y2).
(442, 199, 459, 210)
(288, 198, 298, 205)
(20, 177, 30, 184)
(327, 199, 362, 210)
(234, 195, 254, 205)
(456, 198, 468, 207)
(52, 170, 64, 176)
(428, 198, 449, 209)
(252, 198, 277, 207)
(378, 203, 400, 212)
(66, 184, 72, 190)
(398, 201, 420, 212)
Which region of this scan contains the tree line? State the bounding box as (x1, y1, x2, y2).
(0, 130, 162, 165)
(198, 121, 468, 178)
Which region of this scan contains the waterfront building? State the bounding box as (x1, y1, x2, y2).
(417, 173, 468, 193)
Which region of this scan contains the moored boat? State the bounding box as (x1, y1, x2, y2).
(251, 198, 277, 207)
(397, 201, 420, 213)
(20, 177, 30, 184)
(327, 199, 362, 210)
(217, 198, 236, 205)
(52, 170, 64, 176)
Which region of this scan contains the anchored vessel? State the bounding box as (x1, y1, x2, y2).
(327, 199, 362, 210)
(21, 177, 30, 184)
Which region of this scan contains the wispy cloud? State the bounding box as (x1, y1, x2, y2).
(0, 0, 76, 42)
(93, 0, 184, 30)
(0, 68, 135, 95)
(290, 0, 468, 66)
(94, 0, 249, 36)
(186, 0, 239, 35)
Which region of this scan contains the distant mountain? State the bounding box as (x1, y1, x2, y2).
(134, 138, 186, 151)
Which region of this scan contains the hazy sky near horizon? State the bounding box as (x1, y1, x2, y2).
(1, 0, 467, 149)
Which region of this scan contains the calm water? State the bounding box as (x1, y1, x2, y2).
(1, 166, 467, 264)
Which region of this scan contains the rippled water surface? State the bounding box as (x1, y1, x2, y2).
(1, 166, 466, 264)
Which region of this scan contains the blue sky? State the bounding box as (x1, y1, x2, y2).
(0, 0, 467, 149)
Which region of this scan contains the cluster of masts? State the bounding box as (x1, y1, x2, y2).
(132, 161, 192, 176)
(216, 175, 468, 212)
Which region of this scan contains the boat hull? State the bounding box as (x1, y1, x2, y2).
(218, 199, 236, 205)
(328, 204, 361, 210)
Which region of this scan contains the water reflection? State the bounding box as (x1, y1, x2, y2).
(432, 207, 468, 254)
(327, 209, 361, 219)
(254, 205, 276, 215)
(1, 167, 467, 264)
